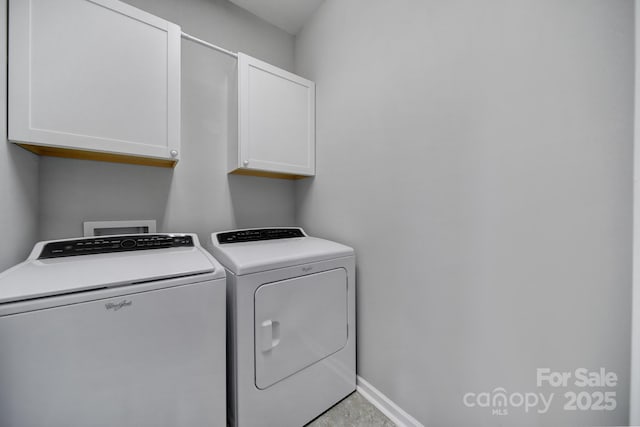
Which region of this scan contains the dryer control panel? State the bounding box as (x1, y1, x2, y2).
(39, 234, 194, 259)
(217, 228, 305, 244)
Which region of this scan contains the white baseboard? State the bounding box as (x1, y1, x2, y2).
(356, 376, 424, 427)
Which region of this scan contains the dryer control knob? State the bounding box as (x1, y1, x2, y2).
(170, 150, 178, 157)
(243, 160, 249, 166)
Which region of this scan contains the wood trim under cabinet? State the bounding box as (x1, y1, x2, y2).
(229, 168, 310, 180)
(16, 144, 177, 168)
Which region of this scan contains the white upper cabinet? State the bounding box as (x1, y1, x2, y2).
(8, 0, 181, 168)
(231, 53, 315, 179)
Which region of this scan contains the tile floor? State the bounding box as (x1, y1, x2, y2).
(305, 392, 395, 427)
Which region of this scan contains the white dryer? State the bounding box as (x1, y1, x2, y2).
(210, 227, 356, 427)
(0, 234, 227, 427)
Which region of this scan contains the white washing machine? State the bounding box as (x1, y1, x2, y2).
(0, 234, 227, 427)
(210, 227, 356, 427)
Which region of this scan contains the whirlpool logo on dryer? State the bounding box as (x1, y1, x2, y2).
(105, 300, 133, 311)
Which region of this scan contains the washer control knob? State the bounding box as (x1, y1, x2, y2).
(121, 239, 136, 249)
(170, 150, 178, 158)
(243, 160, 249, 166)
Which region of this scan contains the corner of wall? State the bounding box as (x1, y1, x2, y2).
(357, 376, 424, 427)
(0, 0, 40, 271)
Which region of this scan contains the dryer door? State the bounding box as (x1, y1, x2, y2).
(254, 268, 347, 389)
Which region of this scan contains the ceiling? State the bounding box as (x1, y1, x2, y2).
(228, 0, 324, 35)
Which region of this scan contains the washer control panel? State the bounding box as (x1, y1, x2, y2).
(39, 234, 194, 259)
(217, 228, 305, 244)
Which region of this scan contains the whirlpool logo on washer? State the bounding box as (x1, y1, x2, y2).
(105, 300, 133, 311)
(302, 266, 313, 273)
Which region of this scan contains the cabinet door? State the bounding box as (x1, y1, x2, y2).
(9, 0, 181, 167)
(236, 53, 315, 178)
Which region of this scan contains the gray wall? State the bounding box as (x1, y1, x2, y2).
(294, 1, 634, 426)
(0, 0, 39, 271)
(38, 0, 297, 244)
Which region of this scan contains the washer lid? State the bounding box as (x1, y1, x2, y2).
(0, 234, 223, 304)
(210, 228, 354, 275)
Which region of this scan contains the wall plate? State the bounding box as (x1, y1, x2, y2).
(83, 220, 157, 237)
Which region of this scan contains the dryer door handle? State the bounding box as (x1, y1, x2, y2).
(260, 319, 281, 352)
